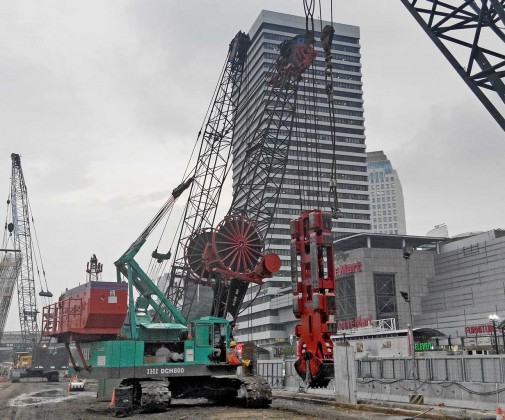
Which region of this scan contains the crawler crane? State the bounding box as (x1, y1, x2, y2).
(41, 32, 275, 414)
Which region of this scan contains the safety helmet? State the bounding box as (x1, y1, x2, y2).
(230, 341, 237, 347)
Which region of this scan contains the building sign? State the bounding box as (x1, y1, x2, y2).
(407, 329, 414, 356)
(414, 342, 433, 351)
(337, 316, 373, 331)
(12, 343, 31, 352)
(465, 324, 494, 335)
(336, 261, 362, 277)
(477, 336, 491, 346)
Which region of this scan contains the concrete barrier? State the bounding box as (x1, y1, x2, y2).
(358, 378, 503, 411)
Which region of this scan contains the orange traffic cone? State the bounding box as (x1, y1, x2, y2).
(110, 388, 116, 407)
(497, 406, 503, 420)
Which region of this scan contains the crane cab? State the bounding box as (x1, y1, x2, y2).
(187, 317, 231, 364)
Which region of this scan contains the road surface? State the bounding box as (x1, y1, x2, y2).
(0, 378, 408, 419)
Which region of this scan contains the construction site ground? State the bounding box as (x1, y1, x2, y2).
(1, 377, 496, 420)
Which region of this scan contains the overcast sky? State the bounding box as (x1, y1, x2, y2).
(1, 1, 503, 332)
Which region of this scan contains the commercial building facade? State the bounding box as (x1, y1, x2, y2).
(367, 151, 407, 235)
(333, 233, 443, 330)
(333, 229, 505, 355)
(232, 11, 370, 350)
(415, 229, 505, 353)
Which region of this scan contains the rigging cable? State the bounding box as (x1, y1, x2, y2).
(2, 191, 11, 249)
(319, 9, 342, 220)
(308, 58, 324, 206)
(295, 102, 305, 214)
(147, 56, 229, 280)
(27, 198, 52, 307)
(303, 0, 315, 35)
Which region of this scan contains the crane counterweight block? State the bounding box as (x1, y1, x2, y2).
(259, 253, 282, 276)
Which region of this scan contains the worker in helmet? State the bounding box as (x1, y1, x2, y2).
(227, 341, 242, 366)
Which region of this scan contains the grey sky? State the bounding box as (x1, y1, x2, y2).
(1, 1, 503, 331)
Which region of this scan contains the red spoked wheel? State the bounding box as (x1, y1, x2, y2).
(212, 214, 263, 274)
(185, 229, 213, 281)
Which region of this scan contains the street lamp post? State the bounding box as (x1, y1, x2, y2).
(402, 246, 414, 327)
(402, 245, 415, 378)
(489, 314, 500, 354)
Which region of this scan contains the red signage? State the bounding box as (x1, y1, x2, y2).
(336, 261, 362, 276)
(337, 316, 373, 331)
(465, 324, 494, 335)
(407, 328, 414, 356)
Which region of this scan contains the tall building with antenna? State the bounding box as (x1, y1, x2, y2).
(232, 10, 369, 352)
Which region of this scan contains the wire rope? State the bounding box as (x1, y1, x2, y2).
(27, 198, 51, 296)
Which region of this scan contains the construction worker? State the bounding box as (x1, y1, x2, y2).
(155, 344, 171, 362)
(227, 341, 242, 366)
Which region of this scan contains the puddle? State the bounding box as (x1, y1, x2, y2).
(8, 388, 96, 407)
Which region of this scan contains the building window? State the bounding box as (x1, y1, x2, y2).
(374, 273, 398, 322)
(336, 274, 357, 321)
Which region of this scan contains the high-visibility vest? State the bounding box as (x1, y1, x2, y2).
(227, 351, 240, 366)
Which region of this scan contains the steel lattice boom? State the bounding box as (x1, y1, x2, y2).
(208, 34, 317, 320)
(10, 153, 40, 347)
(164, 33, 251, 319)
(0, 251, 21, 343)
(401, 0, 505, 131)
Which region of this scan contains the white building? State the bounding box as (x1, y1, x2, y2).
(367, 151, 407, 235)
(415, 229, 505, 351)
(232, 10, 370, 352)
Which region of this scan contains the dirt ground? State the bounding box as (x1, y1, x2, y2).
(0, 378, 406, 420)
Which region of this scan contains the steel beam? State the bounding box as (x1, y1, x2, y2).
(401, 0, 505, 131)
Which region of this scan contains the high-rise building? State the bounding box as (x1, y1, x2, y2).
(367, 151, 406, 235)
(232, 10, 370, 352)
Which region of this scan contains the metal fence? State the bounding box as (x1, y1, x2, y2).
(357, 356, 505, 383)
(256, 360, 285, 388)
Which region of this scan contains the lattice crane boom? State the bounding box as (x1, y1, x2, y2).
(401, 0, 505, 131)
(9, 153, 40, 348)
(0, 250, 21, 343)
(162, 32, 252, 319)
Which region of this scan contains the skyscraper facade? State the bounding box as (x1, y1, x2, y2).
(367, 151, 407, 235)
(232, 11, 369, 351)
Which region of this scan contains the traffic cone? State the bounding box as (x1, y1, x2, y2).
(497, 406, 503, 420)
(110, 388, 116, 407)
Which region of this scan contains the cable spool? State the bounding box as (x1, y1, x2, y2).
(212, 214, 263, 274)
(185, 229, 213, 280)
